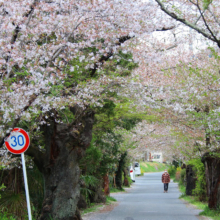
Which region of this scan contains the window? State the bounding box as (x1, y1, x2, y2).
(152, 155, 160, 159)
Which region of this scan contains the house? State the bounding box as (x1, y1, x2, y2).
(143, 149, 165, 163)
(151, 152, 163, 163)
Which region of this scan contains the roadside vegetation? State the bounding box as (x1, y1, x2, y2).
(169, 162, 220, 220)
(110, 187, 125, 193)
(81, 196, 117, 216)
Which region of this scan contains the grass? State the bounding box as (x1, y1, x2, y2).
(81, 196, 117, 216)
(81, 203, 104, 215)
(110, 187, 125, 193)
(179, 184, 185, 194)
(179, 194, 207, 210)
(179, 183, 220, 220)
(106, 196, 117, 204)
(200, 206, 220, 220)
(179, 193, 220, 219)
(0, 212, 39, 220)
(140, 161, 168, 173)
(0, 213, 16, 220)
(179, 183, 206, 212)
(0, 196, 117, 219)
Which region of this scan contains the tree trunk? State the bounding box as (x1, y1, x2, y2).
(123, 168, 130, 187)
(202, 152, 220, 209)
(103, 173, 110, 196)
(26, 106, 94, 220)
(115, 152, 127, 190)
(39, 141, 82, 220)
(186, 165, 196, 195)
(113, 174, 116, 188)
(77, 194, 87, 209)
(89, 180, 106, 204)
(77, 179, 87, 209)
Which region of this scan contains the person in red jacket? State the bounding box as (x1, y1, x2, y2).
(162, 169, 170, 193)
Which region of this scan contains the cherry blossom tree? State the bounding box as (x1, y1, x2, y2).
(0, 0, 179, 219)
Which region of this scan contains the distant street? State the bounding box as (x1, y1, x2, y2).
(83, 172, 202, 220)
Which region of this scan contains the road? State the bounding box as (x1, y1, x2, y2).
(83, 172, 203, 220)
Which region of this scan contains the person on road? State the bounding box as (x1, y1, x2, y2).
(162, 169, 170, 193)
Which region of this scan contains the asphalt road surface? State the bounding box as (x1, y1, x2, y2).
(83, 172, 202, 220)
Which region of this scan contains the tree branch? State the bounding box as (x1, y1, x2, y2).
(196, 0, 220, 45)
(156, 25, 175, 31)
(100, 81, 121, 94)
(10, 0, 39, 44)
(5, 0, 39, 79)
(89, 35, 133, 77)
(46, 45, 67, 70)
(154, 0, 219, 46)
(0, 93, 39, 148)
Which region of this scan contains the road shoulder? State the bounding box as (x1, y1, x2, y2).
(180, 199, 212, 220)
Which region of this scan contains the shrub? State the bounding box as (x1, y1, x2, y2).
(179, 168, 186, 186)
(80, 175, 99, 206)
(127, 175, 133, 185)
(0, 191, 27, 218)
(175, 167, 182, 181)
(0, 213, 16, 220)
(168, 165, 176, 178)
(188, 159, 207, 202)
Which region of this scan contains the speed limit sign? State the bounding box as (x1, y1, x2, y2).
(5, 128, 30, 154)
(4, 127, 32, 220)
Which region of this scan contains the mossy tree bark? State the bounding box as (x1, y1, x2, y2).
(185, 165, 196, 195)
(123, 168, 130, 187)
(103, 173, 110, 196)
(115, 152, 127, 190)
(89, 180, 106, 204)
(202, 152, 220, 209)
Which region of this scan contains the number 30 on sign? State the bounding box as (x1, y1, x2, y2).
(5, 128, 30, 154)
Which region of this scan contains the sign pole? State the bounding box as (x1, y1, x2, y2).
(5, 128, 32, 219)
(21, 153, 32, 220)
